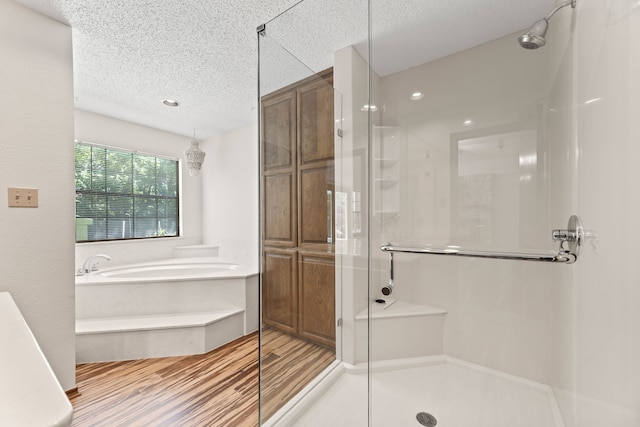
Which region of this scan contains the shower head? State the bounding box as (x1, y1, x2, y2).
(518, 18, 549, 49)
(518, 0, 576, 49)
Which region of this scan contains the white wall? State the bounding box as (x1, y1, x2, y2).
(373, 31, 554, 382)
(201, 122, 259, 266)
(74, 109, 203, 268)
(0, 0, 75, 390)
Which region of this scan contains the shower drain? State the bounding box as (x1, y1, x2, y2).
(416, 412, 437, 426)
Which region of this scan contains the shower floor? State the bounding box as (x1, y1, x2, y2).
(286, 357, 563, 427)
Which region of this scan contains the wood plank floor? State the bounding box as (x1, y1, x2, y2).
(69, 328, 335, 426)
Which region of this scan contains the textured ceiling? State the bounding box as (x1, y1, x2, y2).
(11, 0, 555, 139)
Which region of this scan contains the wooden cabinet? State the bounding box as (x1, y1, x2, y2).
(261, 69, 335, 349)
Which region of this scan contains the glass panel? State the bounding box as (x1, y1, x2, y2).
(89, 217, 107, 241)
(257, 0, 368, 424)
(134, 196, 157, 218)
(74, 143, 92, 191)
(157, 218, 176, 237)
(156, 158, 177, 197)
(134, 153, 157, 195)
(366, 1, 568, 426)
(107, 195, 133, 217)
(91, 146, 106, 193)
(133, 218, 156, 238)
(106, 150, 132, 194)
(107, 218, 132, 240)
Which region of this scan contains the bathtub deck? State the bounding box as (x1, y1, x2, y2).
(76, 309, 243, 334)
(76, 309, 246, 363)
(75, 259, 259, 363)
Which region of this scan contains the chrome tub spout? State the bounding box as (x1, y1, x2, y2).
(81, 254, 111, 274)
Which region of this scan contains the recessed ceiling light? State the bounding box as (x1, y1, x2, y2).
(410, 92, 424, 101)
(463, 119, 474, 126)
(162, 99, 180, 107)
(361, 104, 378, 112)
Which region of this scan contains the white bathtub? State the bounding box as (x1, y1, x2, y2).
(81, 257, 244, 282)
(75, 257, 258, 363)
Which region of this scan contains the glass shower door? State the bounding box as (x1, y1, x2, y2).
(366, 1, 640, 427)
(257, 2, 369, 424)
(366, 1, 567, 424)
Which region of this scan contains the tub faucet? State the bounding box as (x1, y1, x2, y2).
(81, 254, 111, 274)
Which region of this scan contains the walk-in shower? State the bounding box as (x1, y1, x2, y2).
(258, 0, 640, 426)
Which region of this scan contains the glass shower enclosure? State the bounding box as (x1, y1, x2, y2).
(258, 0, 640, 426)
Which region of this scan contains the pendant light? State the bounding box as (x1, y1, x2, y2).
(184, 131, 206, 176)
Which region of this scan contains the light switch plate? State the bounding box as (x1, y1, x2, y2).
(8, 187, 39, 208)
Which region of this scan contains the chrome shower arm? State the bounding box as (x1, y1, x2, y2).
(545, 0, 576, 21)
(519, 0, 577, 49)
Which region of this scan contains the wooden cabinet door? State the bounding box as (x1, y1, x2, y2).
(297, 74, 334, 167)
(262, 90, 297, 247)
(299, 165, 334, 249)
(263, 248, 298, 335)
(298, 252, 335, 349)
(264, 172, 296, 247)
(262, 90, 296, 171)
(297, 70, 334, 250)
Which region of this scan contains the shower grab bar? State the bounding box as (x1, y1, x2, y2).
(381, 244, 575, 263)
(381, 215, 584, 265)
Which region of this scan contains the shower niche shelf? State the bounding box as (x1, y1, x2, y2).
(373, 125, 401, 222)
(373, 210, 400, 222)
(374, 178, 398, 190)
(374, 158, 398, 168)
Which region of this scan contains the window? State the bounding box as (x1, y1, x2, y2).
(74, 141, 180, 242)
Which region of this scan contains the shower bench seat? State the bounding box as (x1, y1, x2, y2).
(75, 308, 245, 363)
(356, 300, 447, 361)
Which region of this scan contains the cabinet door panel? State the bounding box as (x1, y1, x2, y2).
(262, 91, 296, 171)
(299, 166, 334, 248)
(264, 173, 296, 246)
(298, 252, 335, 348)
(298, 77, 334, 166)
(263, 249, 298, 334)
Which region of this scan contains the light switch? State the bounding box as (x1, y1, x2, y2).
(8, 187, 39, 208)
